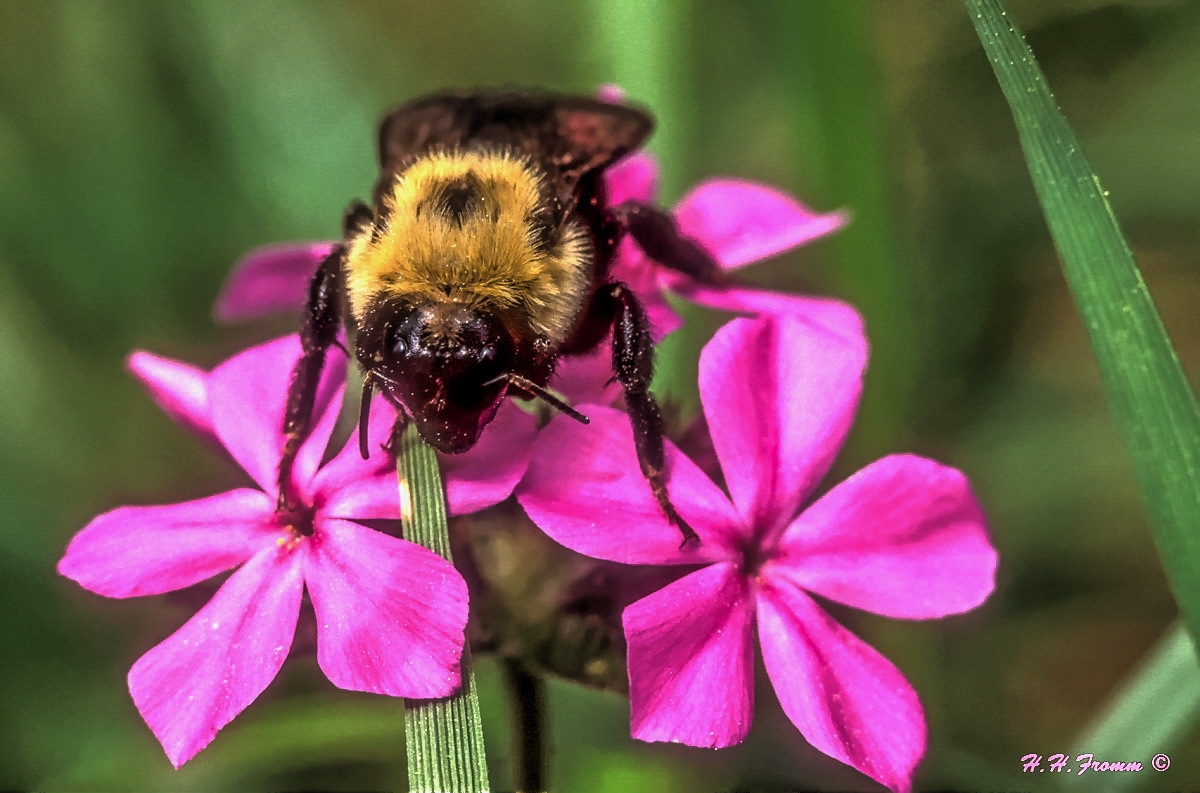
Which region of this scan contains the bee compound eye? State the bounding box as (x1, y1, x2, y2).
(386, 310, 426, 358)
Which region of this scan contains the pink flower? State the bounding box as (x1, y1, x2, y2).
(516, 315, 997, 793)
(606, 151, 858, 333)
(553, 152, 862, 405)
(58, 337, 534, 767)
(599, 83, 856, 334)
(215, 242, 335, 323)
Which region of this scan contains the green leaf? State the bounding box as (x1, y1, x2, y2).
(1066, 622, 1200, 791)
(964, 0, 1200, 644)
(398, 425, 491, 793)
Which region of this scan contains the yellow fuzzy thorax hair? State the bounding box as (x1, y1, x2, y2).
(345, 149, 591, 345)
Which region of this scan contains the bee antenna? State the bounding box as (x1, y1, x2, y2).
(369, 368, 403, 388)
(358, 376, 374, 459)
(484, 373, 590, 425)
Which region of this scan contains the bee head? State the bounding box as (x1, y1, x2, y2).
(362, 300, 515, 453)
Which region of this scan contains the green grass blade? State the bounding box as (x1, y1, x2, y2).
(965, 0, 1200, 643)
(1065, 622, 1200, 791)
(398, 425, 490, 793)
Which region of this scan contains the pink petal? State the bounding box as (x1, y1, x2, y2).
(611, 240, 684, 341)
(673, 180, 847, 270)
(208, 335, 346, 498)
(516, 406, 744, 565)
(666, 279, 866, 342)
(312, 397, 402, 521)
(770, 455, 997, 619)
(315, 472, 401, 524)
(442, 401, 538, 515)
(215, 242, 334, 322)
(551, 343, 624, 407)
(58, 489, 277, 598)
(127, 351, 215, 441)
(699, 316, 867, 540)
(596, 84, 625, 104)
(606, 151, 659, 206)
(757, 577, 925, 793)
(317, 399, 538, 521)
(624, 562, 755, 747)
(129, 546, 304, 768)
(550, 291, 680, 407)
(304, 519, 468, 698)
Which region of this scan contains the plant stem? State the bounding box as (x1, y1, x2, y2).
(503, 658, 546, 793)
(398, 424, 490, 793)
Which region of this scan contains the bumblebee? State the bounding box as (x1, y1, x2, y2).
(277, 90, 718, 543)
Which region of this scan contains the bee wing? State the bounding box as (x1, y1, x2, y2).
(378, 92, 652, 175)
(550, 96, 653, 177)
(377, 92, 477, 170)
(375, 92, 653, 223)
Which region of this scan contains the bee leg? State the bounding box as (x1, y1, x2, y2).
(343, 199, 374, 237)
(380, 410, 409, 457)
(277, 243, 345, 511)
(602, 281, 700, 546)
(611, 202, 721, 283)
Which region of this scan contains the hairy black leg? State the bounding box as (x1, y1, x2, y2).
(611, 201, 721, 283)
(381, 407, 408, 457)
(320, 203, 371, 362)
(343, 199, 374, 237)
(360, 370, 410, 457)
(277, 244, 345, 511)
(357, 377, 375, 460)
(602, 281, 699, 546)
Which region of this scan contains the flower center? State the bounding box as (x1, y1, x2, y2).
(274, 505, 316, 538)
(739, 523, 785, 580)
(741, 539, 769, 578)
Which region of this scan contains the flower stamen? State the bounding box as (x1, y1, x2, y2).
(274, 506, 316, 538)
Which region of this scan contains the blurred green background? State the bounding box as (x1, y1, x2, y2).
(3, 0, 1198, 790)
